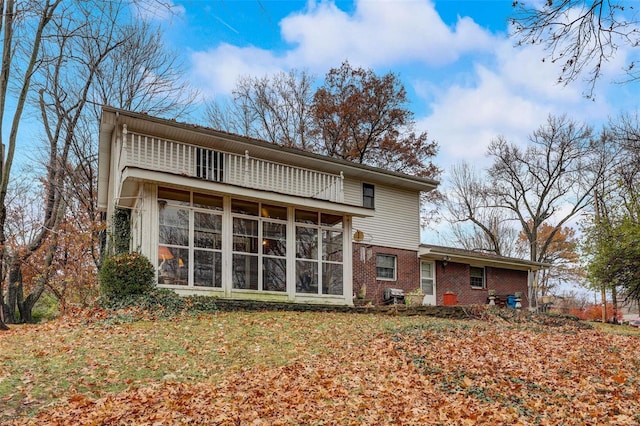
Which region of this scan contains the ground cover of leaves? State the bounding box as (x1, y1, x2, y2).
(1, 310, 640, 425)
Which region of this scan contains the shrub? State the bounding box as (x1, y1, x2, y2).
(99, 252, 155, 300)
(32, 291, 60, 323)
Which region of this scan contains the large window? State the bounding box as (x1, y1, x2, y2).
(157, 188, 344, 297)
(158, 188, 223, 287)
(261, 204, 288, 292)
(232, 200, 288, 292)
(376, 254, 396, 280)
(232, 200, 259, 290)
(295, 210, 343, 296)
(470, 267, 485, 289)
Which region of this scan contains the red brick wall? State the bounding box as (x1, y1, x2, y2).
(435, 261, 529, 306)
(352, 243, 420, 304)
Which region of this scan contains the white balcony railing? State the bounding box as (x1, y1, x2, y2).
(120, 129, 344, 203)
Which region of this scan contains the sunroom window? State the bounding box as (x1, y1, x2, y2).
(295, 210, 343, 296)
(157, 188, 223, 288)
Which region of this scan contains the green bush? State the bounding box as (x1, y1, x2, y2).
(99, 252, 155, 300)
(32, 291, 60, 323)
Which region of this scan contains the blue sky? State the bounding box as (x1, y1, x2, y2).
(144, 0, 638, 179)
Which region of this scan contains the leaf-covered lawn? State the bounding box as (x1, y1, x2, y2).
(1, 311, 639, 425)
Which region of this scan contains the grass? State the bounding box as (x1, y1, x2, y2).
(1, 309, 639, 424)
(0, 311, 434, 420)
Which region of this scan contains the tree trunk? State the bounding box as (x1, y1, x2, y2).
(0, 303, 8, 331)
(611, 285, 618, 324)
(6, 259, 22, 323)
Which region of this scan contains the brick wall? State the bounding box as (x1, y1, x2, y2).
(352, 243, 420, 305)
(435, 261, 529, 306)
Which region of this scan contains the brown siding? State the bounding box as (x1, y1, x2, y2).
(352, 243, 420, 304)
(435, 261, 529, 306)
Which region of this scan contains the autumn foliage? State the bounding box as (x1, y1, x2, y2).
(568, 303, 621, 322)
(2, 310, 639, 425)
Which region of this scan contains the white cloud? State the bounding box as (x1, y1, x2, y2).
(188, 0, 498, 98)
(280, 0, 495, 67)
(417, 39, 616, 176)
(419, 65, 548, 173)
(191, 44, 285, 99)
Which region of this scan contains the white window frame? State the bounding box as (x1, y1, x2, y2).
(376, 254, 397, 281)
(470, 266, 485, 289)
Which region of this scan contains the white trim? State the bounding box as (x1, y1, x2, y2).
(420, 260, 436, 306)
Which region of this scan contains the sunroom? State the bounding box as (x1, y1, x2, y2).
(146, 186, 353, 304)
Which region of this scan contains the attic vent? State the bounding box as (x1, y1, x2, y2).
(196, 148, 224, 182)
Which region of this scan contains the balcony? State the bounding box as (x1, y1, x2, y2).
(118, 131, 344, 203)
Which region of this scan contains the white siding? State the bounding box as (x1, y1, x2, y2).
(345, 178, 421, 250)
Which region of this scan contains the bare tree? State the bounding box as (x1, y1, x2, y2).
(3, 0, 131, 324)
(205, 69, 317, 150)
(91, 20, 197, 118)
(0, 0, 191, 326)
(488, 115, 606, 263)
(510, 1, 640, 97)
(0, 0, 64, 330)
(446, 162, 519, 257)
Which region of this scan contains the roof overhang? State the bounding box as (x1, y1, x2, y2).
(419, 244, 548, 271)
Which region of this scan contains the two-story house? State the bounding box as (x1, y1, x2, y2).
(98, 107, 544, 307)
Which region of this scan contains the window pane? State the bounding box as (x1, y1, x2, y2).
(194, 250, 222, 288)
(194, 212, 222, 249)
(232, 199, 259, 216)
(363, 183, 375, 208)
(421, 262, 433, 278)
(233, 218, 258, 253)
(322, 263, 343, 295)
(193, 193, 223, 210)
(159, 207, 189, 246)
(320, 213, 343, 227)
(376, 255, 395, 268)
(158, 187, 190, 205)
(232, 254, 258, 290)
(158, 246, 188, 285)
(263, 257, 286, 292)
(263, 222, 286, 256)
(295, 209, 318, 224)
(323, 230, 343, 262)
(422, 279, 434, 295)
(296, 260, 318, 294)
(296, 227, 318, 259)
(470, 267, 484, 288)
(261, 204, 287, 220)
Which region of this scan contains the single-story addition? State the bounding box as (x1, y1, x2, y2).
(418, 245, 546, 308)
(97, 107, 545, 307)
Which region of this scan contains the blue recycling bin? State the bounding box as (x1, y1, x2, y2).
(507, 295, 516, 308)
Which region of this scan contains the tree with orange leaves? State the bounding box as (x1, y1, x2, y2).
(517, 222, 585, 297)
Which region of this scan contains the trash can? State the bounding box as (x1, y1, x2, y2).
(443, 292, 457, 306)
(507, 295, 516, 308)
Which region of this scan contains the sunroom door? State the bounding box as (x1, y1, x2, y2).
(420, 261, 436, 306)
